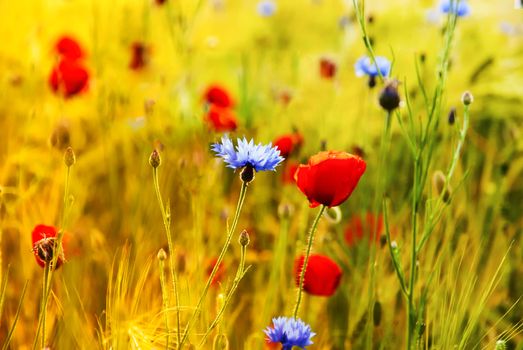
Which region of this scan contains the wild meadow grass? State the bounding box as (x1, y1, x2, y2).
(0, 0, 522, 349)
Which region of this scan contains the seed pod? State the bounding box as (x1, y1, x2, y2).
(64, 147, 76, 167)
(239, 230, 250, 247)
(379, 80, 401, 112)
(149, 149, 161, 168)
(157, 248, 167, 261)
(461, 91, 473, 106)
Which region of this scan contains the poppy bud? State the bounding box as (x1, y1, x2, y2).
(157, 248, 167, 261)
(448, 107, 456, 125)
(149, 149, 161, 168)
(239, 229, 250, 247)
(64, 147, 76, 167)
(379, 80, 401, 112)
(461, 91, 473, 106)
(319, 58, 337, 79)
(495, 340, 506, 350)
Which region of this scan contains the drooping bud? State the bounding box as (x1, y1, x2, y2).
(157, 248, 167, 261)
(64, 147, 76, 167)
(149, 149, 161, 168)
(240, 164, 255, 184)
(461, 91, 473, 106)
(379, 80, 401, 112)
(239, 229, 250, 247)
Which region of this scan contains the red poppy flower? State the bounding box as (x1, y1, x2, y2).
(295, 151, 366, 208)
(344, 212, 383, 246)
(49, 59, 89, 98)
(155, 0, 167, 5)
(203, 84, 235, 108)
(206, 257, 226, 286)
(319, 58, 337, 79)
(55, 36, 84, 60)
(281, 161, 299, 184)
(31, 224, 64, 269)
(273, 133, 304, 159)
(129, 42, 149, 71)
(294, 254, 342, 296)
(205, 104, 238, 132)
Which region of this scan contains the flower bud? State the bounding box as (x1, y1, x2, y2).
(461, 91, 473, 106)
(64, 147, 76, 167)
(447, 107, 456, 125)
(277, 202, 294, 218)
(149, 149, 161, 168)
(495, 340, 506, 350)
(212, 333, 229, 350)
(379, 80, 401, 112)
(157, 248, 167, 261)
(239, 229, 250, 247)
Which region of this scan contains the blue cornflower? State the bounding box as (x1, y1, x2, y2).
(354, 56, 391, 78)
(264, 317, 315, 350)
(440, 0, 470, 17)
(257, 0, 276, 17)
(211, 136, 284, 172)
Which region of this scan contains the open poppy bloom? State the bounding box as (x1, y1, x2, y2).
(32, 224, 64, 269)
(203, 84, 235, 108)
(295, 151, 366, 208)
(55, 35, 84, 60)
(344, 212, 384, 246)
(205, 104, 238, 132)
(294, 254, 342, 296)
(49, 59, 89, 98)
(273, 132, 304, 159)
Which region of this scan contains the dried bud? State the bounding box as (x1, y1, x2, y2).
(379, 80, 401, 112)
(432, 170, 451, 203)
(447, 107, 456, 125)
(239, 230, 250, 247)
(240, 164, 255, 184)
(157, 248, 167, 261)
(64, 147, 76, 167)
(461, 91, 473, 106)
(149, 149, 161, 168)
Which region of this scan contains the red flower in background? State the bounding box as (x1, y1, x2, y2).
(31, 224, 64, 269)
(203, 84, 235, 108)
(129, 42, 150, 71)
(206, 104, 238, 132)
(295, 151, 366, 208)
(281, 161, 299, 184)
(294, 254, 342, 296)
(55, 36, 84, 60)
(273, 132, 304, 159)
(344, 212, 384, 246)
(319, 58, 337, 79)
(155, 0, 167, 5)
(206, 257, 226, 286)
(49, 59, 89, 98)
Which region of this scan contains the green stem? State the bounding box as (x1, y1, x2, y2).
(198, 244, 248, 348)
(159, 256, 170, 350)
(153, 168, 181, 348)
(179, 181, 248, 348)
(293, 205, 326, 319)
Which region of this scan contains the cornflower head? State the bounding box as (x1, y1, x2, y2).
(211, 135, 284, 183)
(440, 0, 470, 17)
(354, 56, 391, 88)
(264, 317, 315, 350)
(257, 0, 276, 17)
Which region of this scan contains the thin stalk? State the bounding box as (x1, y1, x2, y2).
(153, 167, 181, 348)
(293, 205, 326, 319)
(158, 255, 170, 350)
(34, 164, 72, 349)
(198, 244, 249, 347)
(179, 181, 248, 348)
